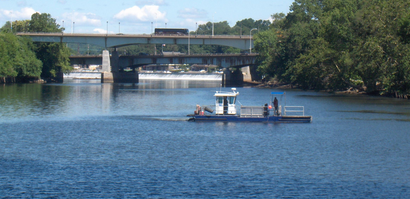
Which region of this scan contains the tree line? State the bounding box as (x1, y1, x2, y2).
(0, 13, 71, 83)
(254, 0, 410, 97)
(4, 0, 409, 97)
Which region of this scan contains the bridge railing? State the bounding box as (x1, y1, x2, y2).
(16, 32, 254, 38)
(69, 53, 259, 58)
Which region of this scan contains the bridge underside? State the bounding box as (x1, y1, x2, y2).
(70, 53, 257, 85)
(70, 54, 257, 69)
(123, 55, 256, 69)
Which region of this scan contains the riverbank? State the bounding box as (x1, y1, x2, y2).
(254, 80, 410, 99)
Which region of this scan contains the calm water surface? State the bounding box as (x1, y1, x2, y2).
(1, 79, 410, 198)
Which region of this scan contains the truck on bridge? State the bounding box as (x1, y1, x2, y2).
(155, 28, 189, 36)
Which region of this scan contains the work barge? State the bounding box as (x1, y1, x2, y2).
(187, 88, 312, 123)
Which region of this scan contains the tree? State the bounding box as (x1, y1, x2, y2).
(196, 21, 233, 35)
(350, 0, 410, 93)
(13, 20, 31, 33)
(29, 13, 62, 32)
(254, 29, 281, 78)
(0, 22, 13, 33)
(254, 0, 410, 96)
(14, 36, 43, 79)
(287, 0, 358, 90)
(0, 33, 17, 78)
(27, 12, 71, 80)
(232, 18, 271, 36)
(270, 13, 286, 29)
(0, 33, 42, 80)
(0, 20, 31, 33)
(267, 0, 322, 85)
(35, 42, 71, 78)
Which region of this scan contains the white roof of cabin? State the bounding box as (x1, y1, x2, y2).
(214, 91, 239, 97)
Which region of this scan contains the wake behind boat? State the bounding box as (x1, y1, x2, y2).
(187, 88, 312, 123)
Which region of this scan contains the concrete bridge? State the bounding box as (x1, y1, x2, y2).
(70, 52, 257, 85)
(17, 32, 258, 84)
(70, 53, 257, 69)
(16, 33, 254, 50)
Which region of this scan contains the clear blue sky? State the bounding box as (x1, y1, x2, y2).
(0, 0, 295, 34)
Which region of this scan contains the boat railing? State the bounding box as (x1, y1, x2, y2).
(240, 106, 265, 117)
(284, 106, 305, 116)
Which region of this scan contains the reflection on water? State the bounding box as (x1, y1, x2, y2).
(338, 110, 410, 116)
(346, 117, 410, 122)
(0, 79, 223, 121)
(102, 83, 112, 114)
(1, 79, 410, 198)
(138, 79, 222, 89)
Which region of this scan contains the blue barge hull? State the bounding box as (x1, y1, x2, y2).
(187, 114, 312, 123)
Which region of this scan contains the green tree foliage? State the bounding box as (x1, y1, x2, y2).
(29, 13, 62, 32)
(232, 18, 271, 35)
(0, 22, 13, 33)
(27, 12, 71, 80)
(270, 13, 286, 29)
(254, 29, 280, 76)
(254, 0, 410, 95)
(13, 20, 31, 33)
(36, 43, 71, 78)
(196, 21, 232, 35)
(0, 20, 31, 33)
(0, 33, 42, 79)
(0, 12, 71, 82)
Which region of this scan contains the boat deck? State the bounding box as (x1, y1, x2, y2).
(187, 114, 312, 123)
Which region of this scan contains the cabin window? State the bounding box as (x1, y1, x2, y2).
(229, 96, 236, 104)
(217, 97, 223, 104)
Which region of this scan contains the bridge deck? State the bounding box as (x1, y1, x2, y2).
(17, 32, 252, 39)
(17, 33, 254, 50)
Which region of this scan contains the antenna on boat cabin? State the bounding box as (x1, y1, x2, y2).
(219, 84, 222, 92)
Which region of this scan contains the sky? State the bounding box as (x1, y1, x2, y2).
(0, 0, 295, 34)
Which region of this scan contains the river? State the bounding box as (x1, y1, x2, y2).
(1, 79, 409, 198)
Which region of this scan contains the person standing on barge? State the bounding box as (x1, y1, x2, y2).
(273, 97, 279, 115)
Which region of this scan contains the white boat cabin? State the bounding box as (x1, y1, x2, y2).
(214, 88, 239, 115)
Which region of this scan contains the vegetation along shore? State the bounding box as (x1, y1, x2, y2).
(1, 0, 410, 99)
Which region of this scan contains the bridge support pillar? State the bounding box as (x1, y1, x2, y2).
(102, 50, 111, 72)
(101, 71, 139, 83)
(242, 66, 252, 82)
(100, 49, 139, 83)
(101, 72, 114, 83)
(240, 65, 261, 82)
(222, 68, 243, 87)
